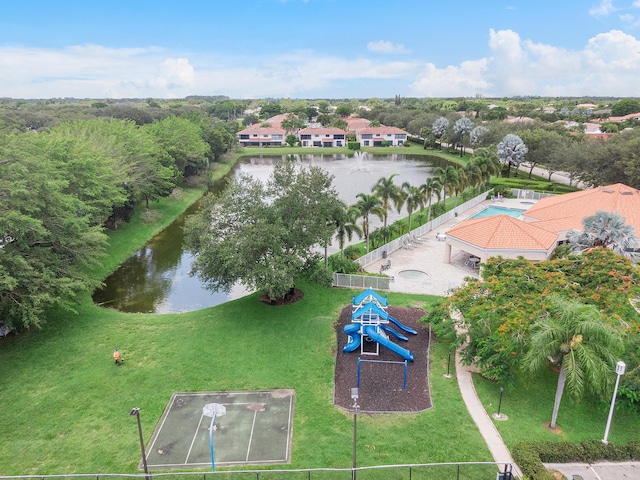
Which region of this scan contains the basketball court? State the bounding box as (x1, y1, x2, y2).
(144, 390, 295, 470)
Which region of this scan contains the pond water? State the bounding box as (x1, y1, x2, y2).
(92, 152, 449, 313)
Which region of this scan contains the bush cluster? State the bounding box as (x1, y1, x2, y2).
(513, 440, 640, 479)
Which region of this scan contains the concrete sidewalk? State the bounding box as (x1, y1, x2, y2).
(455, 348, 523, 478)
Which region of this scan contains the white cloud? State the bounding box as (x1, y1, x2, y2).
(589, 0, 616, 17)
(157, 58, 195, 88)
(367, 40, 409, 54)
(2, 28, 640, 99)
(409, 28, 640, 97)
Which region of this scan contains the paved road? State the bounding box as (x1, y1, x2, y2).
(545, 461, 640, 479)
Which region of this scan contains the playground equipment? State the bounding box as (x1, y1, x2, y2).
(343, 288, 417, 362)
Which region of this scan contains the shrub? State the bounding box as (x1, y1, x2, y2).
(330, 256, 361, 274)
(306, 265, 334, 287)
(348, 142, 361, 150)
(514, 439, 640, 479)
(343, 245, 363, 260)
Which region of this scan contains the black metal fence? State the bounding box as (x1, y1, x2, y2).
(0, 462, 519, 480)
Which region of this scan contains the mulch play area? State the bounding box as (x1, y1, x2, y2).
(333, 305, 433, 413)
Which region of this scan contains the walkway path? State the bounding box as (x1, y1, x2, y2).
(455, 348, 523, 478)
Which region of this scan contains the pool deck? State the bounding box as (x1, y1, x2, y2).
(364, 197, 533, 296)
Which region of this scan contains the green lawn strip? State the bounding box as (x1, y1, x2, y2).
(237, 143, 465, 164)
(473, 370, 640, 447)
(0, 284, 493, 474)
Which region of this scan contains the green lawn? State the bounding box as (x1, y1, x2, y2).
(0, 169, 493, 475)
(3, 148, 632, 477)
(473, 370, 640, 447)
(0, 283, 494, 475)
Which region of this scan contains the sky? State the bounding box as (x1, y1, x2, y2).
(1, 0, 640, 99)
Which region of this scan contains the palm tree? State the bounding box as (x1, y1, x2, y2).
(567, 211, 640, 263)
(402, 182, 426, 232)
(497, 134, 528, 178)
(421, 177, 441, 223)
(453, 117, 474, 157)
(471, 147, 501, 188)
(371, 174, 404, 230)
(432, 117, 449, 151)
(354, 193, 383, 253)
(433, 165, 459, 209)
(463, 162, 483, 192)
(334, 205, 363, 259)
(470, 125, 489, 149)
(523, 295, 623, 429)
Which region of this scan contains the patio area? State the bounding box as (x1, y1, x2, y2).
(364, 197, 535, 296)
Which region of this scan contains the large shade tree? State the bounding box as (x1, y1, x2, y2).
(0, 140, 108, 329)
(426, 248, 640, 385)
(185, 161, 342, 302)
(523, 295, 624, 429)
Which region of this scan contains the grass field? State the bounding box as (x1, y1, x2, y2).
(0, 153, 494, 474)
(0, 282, 496, 475)
(2, 146, 636, 476)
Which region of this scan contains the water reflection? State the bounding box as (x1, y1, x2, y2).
(93, 153, 448, 313)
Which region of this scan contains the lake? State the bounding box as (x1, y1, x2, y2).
(92, 152, 449, 313)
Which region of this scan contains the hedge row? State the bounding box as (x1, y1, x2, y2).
(513, 440, 640, 479)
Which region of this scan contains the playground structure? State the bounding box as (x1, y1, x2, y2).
(343, 288, 417, 362)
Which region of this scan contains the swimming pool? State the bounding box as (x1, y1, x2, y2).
(470, 206, 525, 219)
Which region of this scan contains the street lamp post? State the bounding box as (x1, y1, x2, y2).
(497, 387, 504, 418)
(351, 388, 359, 480)
(445, 350, 452, 378)
(129, 408, 150, 480)
(602, 361, 626, 444)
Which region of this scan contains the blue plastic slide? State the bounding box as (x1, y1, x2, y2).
(387, 315, 418, 335)
(343, 323, 362, 353)
(380, 324, 408, 342)
(363, 325, 414, 362)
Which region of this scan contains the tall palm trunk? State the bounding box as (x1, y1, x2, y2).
(550, 364, 567, 429)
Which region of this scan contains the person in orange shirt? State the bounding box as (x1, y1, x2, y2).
(113, 349, 123, 366)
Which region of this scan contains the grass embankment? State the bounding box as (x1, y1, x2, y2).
(0, 148, 493, 476)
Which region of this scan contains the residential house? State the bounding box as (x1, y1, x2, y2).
(236, 125, 286, 147)
(298, 127, 346, 147)
(356, 126, 408, 147)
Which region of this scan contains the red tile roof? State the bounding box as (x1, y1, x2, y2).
(298, 127, 346, 135)
(447, 215, 558, 251)
(237, 125, 286, 135)
(524, 183, 640, 234)
(358, 126, 408, 135)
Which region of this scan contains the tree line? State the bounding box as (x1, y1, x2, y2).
(0, 114, 235, 330)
